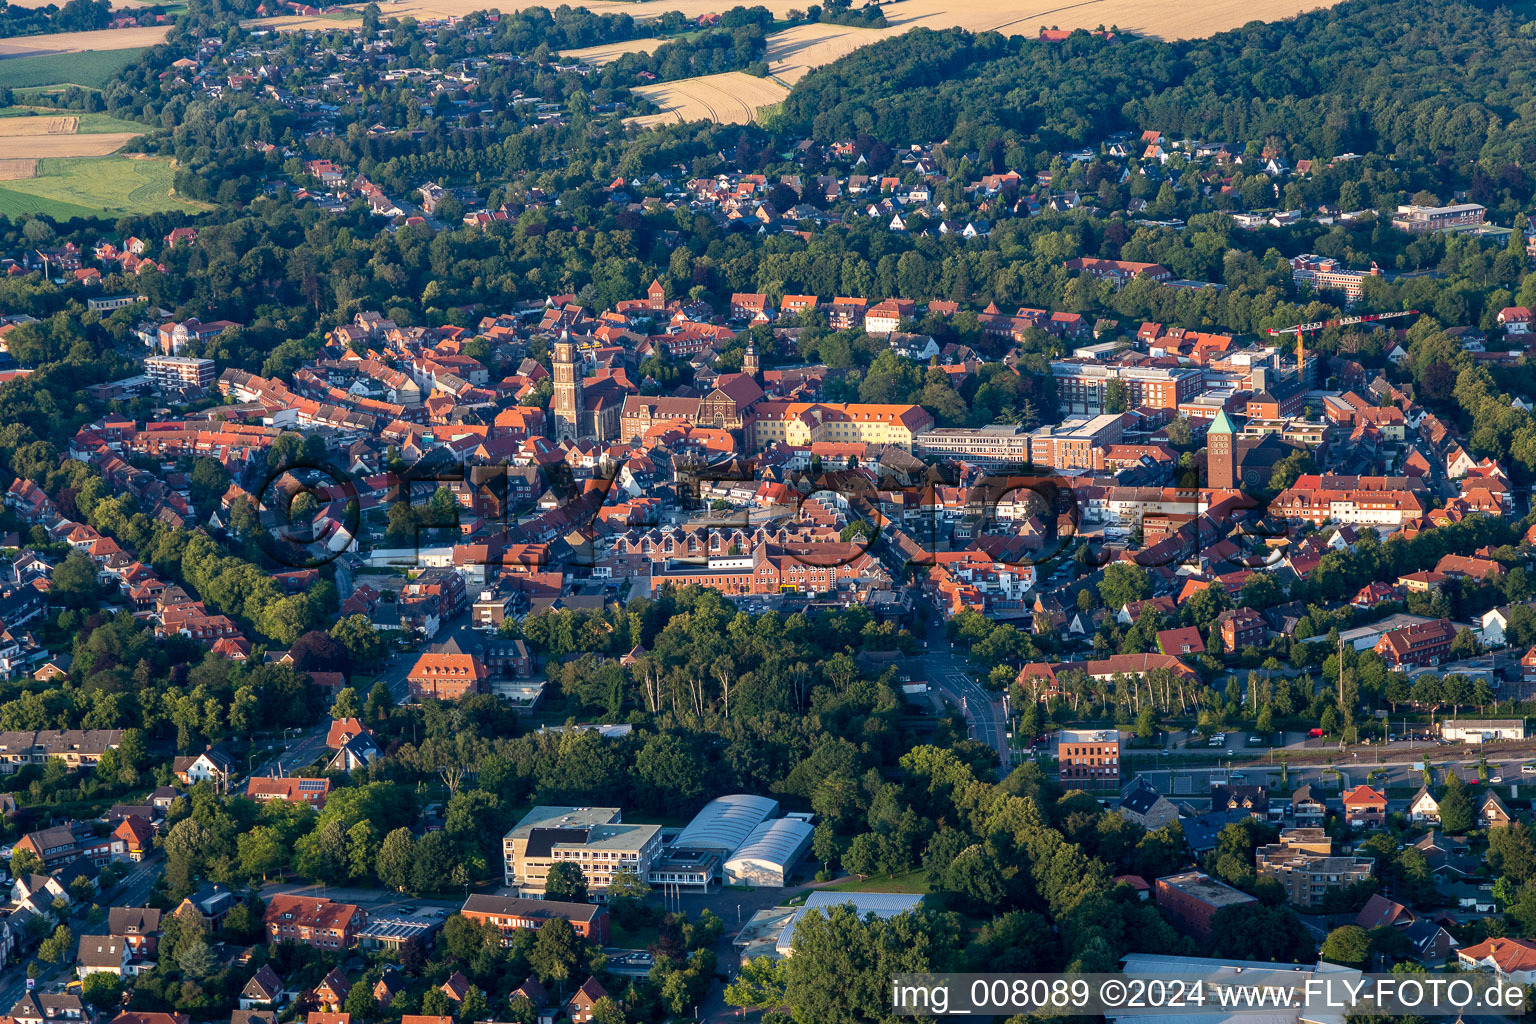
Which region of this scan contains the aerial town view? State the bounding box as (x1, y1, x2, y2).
(4, 0, 1536, 1020)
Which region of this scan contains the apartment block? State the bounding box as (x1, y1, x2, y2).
(1027, 414, 1124, 470)
(1255, 830, 1373, 908)
(1057, 728, 1120, 791)
(144, 356, 216, 391)
(912, 424, 1029, 468)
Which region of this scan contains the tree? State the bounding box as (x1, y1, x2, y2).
(725, 955, 789, 1010)
(238, 826, 287, 881)
(1437, 773, 1474, 833)
(1320, 924, 1371, 967)
(50, 550, 101, 609)
(589, 997, 627, 1024)
(343, 982, 378, 1021)
(544, 861, 589, 903)
(10, 847, 40, 878)
(37, 924, 72, 964)
(506, 996, 538, 1024)
(783, 905, 959, 1023)
(377, 827, 415, 892)
(529, 916, 584, 991)
(176, 937, 216, 978)
(1490, 822, 1536, 884)
(459, 986, 490, 1023)
(1097, 563, 1150, 610)
(80, 972, 121, 1011)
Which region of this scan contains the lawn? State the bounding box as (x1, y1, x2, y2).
(0, 46, 147, 91)
(819, 869, 933, 894)
(0, 155, 208, 218)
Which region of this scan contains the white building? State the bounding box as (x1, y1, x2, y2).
(723, 818, 815, 887)
(1441, 720, 1526, 743)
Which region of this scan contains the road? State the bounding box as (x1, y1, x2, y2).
(920, 614, 1009, 770)
(0, 853, 163, 1013)
(252, 724, 330, 778)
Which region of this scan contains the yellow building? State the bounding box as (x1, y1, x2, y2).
(746, 402, 933, 451)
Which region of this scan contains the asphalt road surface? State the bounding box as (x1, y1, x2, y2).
(921, 614, 1009, 770)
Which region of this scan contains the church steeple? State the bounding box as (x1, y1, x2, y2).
(743, 337, 759, 379)
(551, 329, 583, 441)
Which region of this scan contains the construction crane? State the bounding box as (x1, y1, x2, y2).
(1266, 309, 1420, 375)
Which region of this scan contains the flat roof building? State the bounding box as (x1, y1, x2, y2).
(1057, 729, 1120, 792)
(1154, 871, 1257, 942)
(500, 806, 661, 899)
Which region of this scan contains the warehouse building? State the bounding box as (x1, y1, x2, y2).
(724, 817, 815, 887)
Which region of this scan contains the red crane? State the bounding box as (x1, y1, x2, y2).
(1266, 309, 1420, 374)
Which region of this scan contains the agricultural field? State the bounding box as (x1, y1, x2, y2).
(0, 45, 151, 90)
(762, 22, 885, 83)
(0, 155, 207, 218)
(0, 24, 169, 55)
(563, 0, 1347, 123)
(241, 11, 364, 31)
(628, 70, 789, 127)
(558, 36, 665, 63)
(331, 0, 1340, 37)
(0, 108, 142, 169)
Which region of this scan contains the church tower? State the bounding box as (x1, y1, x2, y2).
(552, 331, 583, 441)
(742, 337, 759, 379)
(1207, 409, 1236, 490)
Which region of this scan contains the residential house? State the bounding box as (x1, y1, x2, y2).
(1408, 786, 1440, 824)
(564, 978, 609, 1024)
(263, 896, 367, 951)
(1340, 785, 1387, 827)
(74, 935, 128, 978)
(1118, 782, 1179, 830)
(1290, 785, 1327, 825)
(240, 965, 285, 1009)
(1458, 937, 1536, 986)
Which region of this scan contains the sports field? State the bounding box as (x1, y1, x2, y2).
(0, 156, 209, 218)
(0, 46, 150, 90)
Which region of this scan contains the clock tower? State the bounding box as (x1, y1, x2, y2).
(552, 331, 583, 441)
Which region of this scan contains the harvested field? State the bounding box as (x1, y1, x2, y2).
(0, 25, 169, 56)
(330, 0, 1341, 123)
(327, 0, 1339, 40)
(0, 159, 37, 180)
(559, 36, 664, 63)
(0, 131, 139, 157)
(762, 22, 885, 83)
(242, 11, 363, 31)
(0, 115, 77, 135)
(628, 70, 789, 127)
